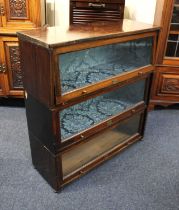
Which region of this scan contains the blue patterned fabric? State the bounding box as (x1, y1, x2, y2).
(59, 37, 153, 93)
(60, 80, 145, 140)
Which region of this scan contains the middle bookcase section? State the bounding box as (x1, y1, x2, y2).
(59, 37, 153, 94)
(60, 79, 145, 141)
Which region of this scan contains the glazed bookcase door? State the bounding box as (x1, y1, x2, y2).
(61, 112, 144, 179)
(164, 0, 179, 64)
(57, 35, 154, 104)
(59, 37, 153, 94)
(0, 36, 24, 97)
(60, 78, 147, 142)
(0, 0, 41, 28)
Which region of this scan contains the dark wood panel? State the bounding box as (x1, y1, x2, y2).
(19, 40, 54, 107)
(29, 132, 62, 192)
(25, 94, 60, 153)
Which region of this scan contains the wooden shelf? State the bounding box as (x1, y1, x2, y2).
(169, 30, 179, 34)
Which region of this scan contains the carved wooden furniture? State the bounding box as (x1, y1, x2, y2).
(17, 20, 159, 191)
(150, 0, 179, 109)
(70, 0, 125, 24)
(0, 0, 43, 98)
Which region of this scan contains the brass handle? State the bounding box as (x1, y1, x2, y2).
(131, 109, 136, 114)
(138, 71, 144, 76)
(82, 90, 87, 94)
(0, 4, 5, 16)
(112, 80, 118, 85)
(80, 170, 85, 174)
(107, 120, 113, 126)
(24, 91, 28, 99)
(88, 3, 105, 8)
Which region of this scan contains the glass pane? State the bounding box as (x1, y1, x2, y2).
(62, 113, 141, 177)
(59, 37, 153, 94)
(166, 41, 177, 57)
(168, 34, 178, 41)
(60, 79, 145, 140)
(171, 4, 179, 30)
(165, 1, 179, 57)
(176, 43, 179, 56)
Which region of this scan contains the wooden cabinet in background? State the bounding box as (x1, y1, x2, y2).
(0, 36, 23, 97)
(0, 0, 44, 98)
(150, 0, 179, 109)
(0, 0, 41, 29)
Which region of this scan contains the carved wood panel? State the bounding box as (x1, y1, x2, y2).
(0, 0, 42, 29)
(9, 45, 23, 88)
(4, 42, 23, 89)
(7, 0, 28, 19)
(161, 74, 179, 94)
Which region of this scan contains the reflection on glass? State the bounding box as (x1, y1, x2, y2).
(62, 113, 141, 177)
(171, 3, 179, 30)
(168, 34, 178, 41)
(166, 1, 179, 57)
(60, 80, 145, 140)
(166, 41, 178, 57)
(59, 37, 153, 93)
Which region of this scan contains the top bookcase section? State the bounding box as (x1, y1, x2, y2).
(17, 19, 159, 108)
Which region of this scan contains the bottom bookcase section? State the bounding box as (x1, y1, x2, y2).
(29, 111, 145, 191)
(62, 113, 141, 178)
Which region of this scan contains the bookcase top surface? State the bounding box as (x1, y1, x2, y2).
(17, 19, 160, 49)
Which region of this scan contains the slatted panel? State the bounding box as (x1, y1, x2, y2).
(73, 10, 122, 23)
(70, 1, 125, 24)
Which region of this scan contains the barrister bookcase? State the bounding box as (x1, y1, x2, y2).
(17, 20, 159, 191)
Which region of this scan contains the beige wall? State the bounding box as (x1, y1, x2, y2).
(125, 0, 157, 24)
(54, 0, 69, 26)
(46, 0, 157, 26)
